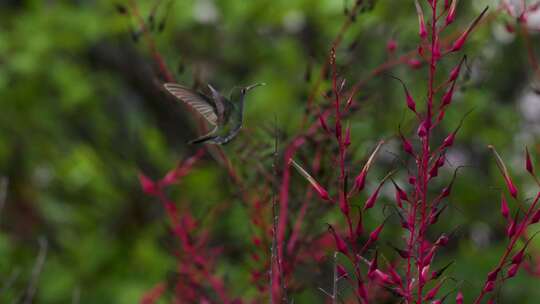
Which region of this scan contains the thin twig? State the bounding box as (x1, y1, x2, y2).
(23, 237, 48, 304)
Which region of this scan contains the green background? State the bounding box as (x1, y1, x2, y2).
(1, 0, 539, 303)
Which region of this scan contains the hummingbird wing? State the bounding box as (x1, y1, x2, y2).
(164, 83, 218, 126)
(207, 84, 232, 125)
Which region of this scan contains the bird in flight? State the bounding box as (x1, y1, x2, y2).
(164, 82, 264, 144)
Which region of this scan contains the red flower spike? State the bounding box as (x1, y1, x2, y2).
(526, 146, 535, 175)
(449, 6, 489, 53)
(501, 194, 509, 220)
(488, 145, 519, 199)
(456, 291, 464, 304)
(415, 0, 428, 39)
(445, 0, 457, 25)
(328, 225, 348, 255)
(139, 173, 159, 195)
(507, 263, 519, 278)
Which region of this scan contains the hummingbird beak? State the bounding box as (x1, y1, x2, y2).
(244, 82, 266, 93)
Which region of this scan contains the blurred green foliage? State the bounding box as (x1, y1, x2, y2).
(1, 0, 540, 303)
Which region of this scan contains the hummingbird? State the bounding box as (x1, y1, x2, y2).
(164, 82, 265, 144)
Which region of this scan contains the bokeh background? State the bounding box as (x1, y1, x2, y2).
(1, 0, 540, 303)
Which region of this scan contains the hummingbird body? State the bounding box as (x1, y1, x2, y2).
(164, 82, 263, 145)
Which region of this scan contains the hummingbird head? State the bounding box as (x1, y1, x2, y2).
(240, 83, 266, 96)
(230, 83, 265, 102)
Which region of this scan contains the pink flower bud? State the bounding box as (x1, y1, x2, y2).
(435, 234, 449, 246)
(368, 253, 378, 279)
(319, 114, 330, 133)
(507, 219, 516, 237)
(402, 136, 414, 155)
(369, 222, 385, 243)
(420, 265, 430, 284)
(531, 209, 540, 224)
(483, 280, 495, 293)
(417, 118, 430, 138)
(387, 39, 397, 53)
(391, 75, 417, 113)
(415, 0, 428, 39)
(487, 268, 500, 282)
(442, 132, 455, 149)
(449, 7, 488, 52)
(364, 185, 382, 210)
(328, 225, 348, 255)
(449, 56, 467, 82)
(139, 173, 158, 195)
(507, 263, 519, 278)
(441, 83, 456, 107)
(512, 248, 525, 265)
(489, 145, 518, 198)
(425, 280, 443, 300)
(337, 265, 349, 278)
(445, 0, 457, 25)
(456, 291, 464, 304)
(505, 176, 518, 199)
(344, 126, 351, 147)
(354, 170, 367, 192)
(408, 58, 423, 69)
(501, 194, 509, 219)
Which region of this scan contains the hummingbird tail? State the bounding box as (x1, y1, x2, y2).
(188, 135, 218, 145)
